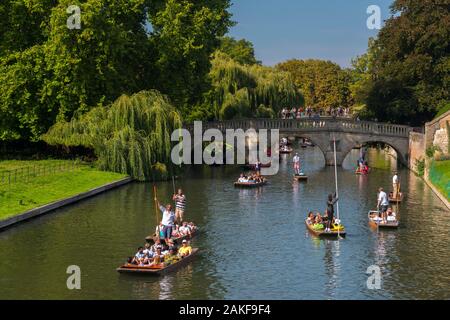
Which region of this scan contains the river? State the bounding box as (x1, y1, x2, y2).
(0, 145, 449, 300)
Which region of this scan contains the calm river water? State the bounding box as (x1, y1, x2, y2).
(1, 145, 449, 300)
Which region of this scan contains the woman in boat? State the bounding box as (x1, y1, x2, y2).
(156, 199, 176, 246)
(238, 174, 248, 183)
(326, 193, 338, 232)
(313, 215, 324, 230)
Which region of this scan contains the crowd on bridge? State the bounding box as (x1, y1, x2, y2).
(280, 106, 352, 120)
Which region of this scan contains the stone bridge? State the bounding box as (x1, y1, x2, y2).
(188, 118, 414, 166)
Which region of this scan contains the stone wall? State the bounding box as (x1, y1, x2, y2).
(408, 131, 425, 174)
(425, 110, 450, 152)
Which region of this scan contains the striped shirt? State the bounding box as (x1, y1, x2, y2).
(174, 194, 186, 211)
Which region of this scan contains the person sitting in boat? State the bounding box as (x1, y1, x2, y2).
(150, 239, 162, 254)
(313, 215, 324, 230)
(306, 212, 315, 225)
(386, 208, 397, 222)
(178, 239, 192, 258)
(187, 222, 197, 233)
(156, 199, 176, 245)
(164, 247, 180, 266)
(325, 193, 338, 232)
(131, 247, 146, 265)
(238, 174, 248, 183)
(154, 246, 165, 261)
(179, 221, 192, 237)
(362, 161, 369, 174)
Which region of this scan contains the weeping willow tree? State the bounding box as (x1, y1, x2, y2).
(208, 52, 303, 120)
(43, 90, 182, 181)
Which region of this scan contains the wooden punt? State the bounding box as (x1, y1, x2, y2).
(293, 174, 308, 181)
(234, 180, 267, 188)
(145, 228, 198, 243)
(368, 211, 399, 229)
(304, 219, 346, 238)
(388, 192, 404, 203)
(280, 147, 293, 154)
(117, 248, 199, 275)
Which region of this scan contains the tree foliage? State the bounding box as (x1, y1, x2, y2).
(43, 90, 182, 181)
(0, 0, 232, 141)
(357, 0, 450, 125)
(276, 59, 352, 110)
(218, 36, 261, 65)
(204, 52, 302, 120)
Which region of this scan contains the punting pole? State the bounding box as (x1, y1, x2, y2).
(333, 135, 343, 239)
(153, 185, 160, 240)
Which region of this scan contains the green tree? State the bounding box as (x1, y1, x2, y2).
(148, 0, 233, 116)
(277, 59, 351, 110)
(218, 36, 261, 65)
(360, 0, 450, 125)
(205, 52, 302, 120)
(43, 90, 182, 181)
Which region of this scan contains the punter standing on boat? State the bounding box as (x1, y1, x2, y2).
(392, 172, 399, 199)
(377, 187, 389, 223)
(157, 200, 176, 245)
(172, 189, 186, 223)
(293, 153, 301, 175)
(326, 193, 338, 232)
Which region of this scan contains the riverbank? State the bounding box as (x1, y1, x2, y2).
(428, 160, 450, 203)
(0, 160, 128, 222)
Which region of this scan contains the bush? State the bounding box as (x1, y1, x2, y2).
(426, 146, 441, 158)
(415, 158, 425, 177)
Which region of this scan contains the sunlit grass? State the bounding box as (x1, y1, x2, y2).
(0, 160, 128, 220)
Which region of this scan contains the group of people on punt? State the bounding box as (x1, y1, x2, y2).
(306, 193, 342, 232)
(237, 172, 265, 184)
(373, 186, 398, 224)
(126, 188, 196, 267)
(129, 238, 193, 267)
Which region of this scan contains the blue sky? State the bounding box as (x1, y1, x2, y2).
(228, 0, 394, 67)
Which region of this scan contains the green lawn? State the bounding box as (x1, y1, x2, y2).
(429, 160, 450, 201)
(0, 160, 128, 221)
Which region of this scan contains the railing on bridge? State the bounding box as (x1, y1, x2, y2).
(187, 118, 412, 138)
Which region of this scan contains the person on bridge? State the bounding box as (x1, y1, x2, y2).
(293, 153, 301, 175)
(392, 172, 400, 199)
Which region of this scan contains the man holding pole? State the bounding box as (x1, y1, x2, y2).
(392, 172, 400, 199)
(156, 199, 176, 245)
(293, 153, 301, 176)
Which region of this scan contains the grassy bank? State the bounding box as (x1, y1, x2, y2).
(429, 160, 450, 201)
(0, 160, 128, 221)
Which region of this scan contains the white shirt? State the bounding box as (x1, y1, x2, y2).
(393, 175, 399, 184)
(293, 155, 300, 164)
(160, 206, 175, 226)
(378, 191, 389, 206)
